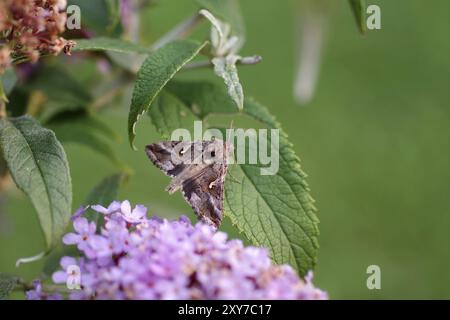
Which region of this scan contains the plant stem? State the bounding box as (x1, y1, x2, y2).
(16, 278, 73, 294)
(182, 55, 263, 71)
(151, 13, 205, 50)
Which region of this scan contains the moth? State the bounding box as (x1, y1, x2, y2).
(145, 139, 234, 228)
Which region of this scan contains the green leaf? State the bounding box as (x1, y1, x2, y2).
(0, 274, 18, 300)
(48, 112, 123, 168)
(0, 116, 72, 249)
(149, 81, 319, 275)
(148, 91, 199, 140)
(349, 0, 367, 34)
(226, 99, 319, 276)
(128, 40, 208, 148)
(166, 81, 239, 117)
(212, 56, 244, 110)
(73, 37, 150, 54)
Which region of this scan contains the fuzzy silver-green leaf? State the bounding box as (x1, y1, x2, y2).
(0, 116, 72, 249)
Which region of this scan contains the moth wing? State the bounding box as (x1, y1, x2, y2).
(145, 141, 191, 177)
(181, 163, 227, 228)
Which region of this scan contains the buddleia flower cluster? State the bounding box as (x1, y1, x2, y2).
(27, 201, 328, 300)
(0, 0, 75, 73)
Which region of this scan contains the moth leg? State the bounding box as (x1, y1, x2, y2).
(208, 180, 217, 189)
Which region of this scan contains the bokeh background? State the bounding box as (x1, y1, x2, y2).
(1, 0, 450, 299)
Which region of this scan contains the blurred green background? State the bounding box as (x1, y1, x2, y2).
(1, 0, 450, 299)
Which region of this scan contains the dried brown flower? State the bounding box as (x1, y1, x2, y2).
(0, 0, 75, 73)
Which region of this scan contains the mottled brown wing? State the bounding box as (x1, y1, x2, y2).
(145, 141, 186, 177)
(181, 163, 227, 228)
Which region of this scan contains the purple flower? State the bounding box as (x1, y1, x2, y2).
(85, 235, 114, 261)
(62, 217, 96, 253)
(120, 200, 147, 224)
(42, 201, 328, 300)
(92, 200, 147, 224)
(52, 256, 78, 284)
(70, 206, 88, 221)
(91, 201, 121, 215)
